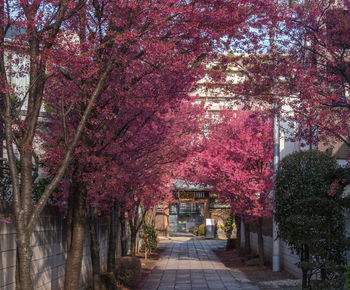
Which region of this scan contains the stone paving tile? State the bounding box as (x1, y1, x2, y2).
(141, 235, 261, 290)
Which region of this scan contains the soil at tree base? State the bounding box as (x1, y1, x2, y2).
(213, 249, 301, 290)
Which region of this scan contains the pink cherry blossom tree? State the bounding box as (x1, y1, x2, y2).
(180, 110, 273, 264)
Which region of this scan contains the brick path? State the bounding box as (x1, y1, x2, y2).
(141, 235, 259, 290)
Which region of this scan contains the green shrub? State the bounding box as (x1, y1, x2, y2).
(32, 178, 52, 202)
(275, 150, 346, 289)
(197, 223, 205, 236)
(0, 174, 57, 203)
(346, 262, 350, 289)
(0, 174, 12, 201)
(140, 224, 157, 259)
(225, 215, 234, 239)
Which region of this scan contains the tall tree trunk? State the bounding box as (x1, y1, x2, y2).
(89, 208, 101, 290)
(128, 207, 146, 257)
(244, 222, 251, 256)
(257, 218, 264, 266)
(14, 144, 35, 290)
(105, 201, 119, 290)
(130, 229, 137, 257)
(66, 181, 74, 251)
(107, 201, 119, 272)
(235, 215, 242, 255)
(128, 212, 139, 257)
(15, 227, 33, 290)
(120, 208, 127, 256)
(64, 183, 87, 290)
(301, 244, 310, 289)
(320, 268, 326, 281)
(15, 249, 20, 289)
(116, 209, 121, 257)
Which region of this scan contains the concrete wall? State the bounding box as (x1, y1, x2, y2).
(249, 232, 302, 278)
(239, 219, 301, 278)
(0, 202, 108, 290)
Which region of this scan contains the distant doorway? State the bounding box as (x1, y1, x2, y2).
(169, 203, 204, 233)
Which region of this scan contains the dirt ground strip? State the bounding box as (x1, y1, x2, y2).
(214, 248, 301, 290)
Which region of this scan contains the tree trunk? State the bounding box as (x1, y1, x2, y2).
(321, 268, 326, 281)
(235, 216, 242, 255)
(66, 182, 74, 251)
(244, 222, 251, 256)
(15, 226, 33, 290)
(302, 269, 307, 289)
(120, 208, 128, 256)
(64, 183, 87, 290)
(128, 213, 139, 257)
(116, 209, 121, 257)
(15, 148, 35, 290)
(128, 207, 146, 257)
(105, 201, 119, 290)
(89, 208, 101, 290)
(305, 245, 310, 288)
(130, 230, 137, 257)
(257, 218, 264, 267)
(15, 249, 20, 289)
(301, 244, 310, 289)
(107, 201, 119, 272)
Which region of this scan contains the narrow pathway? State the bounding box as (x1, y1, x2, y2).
(142, 235, 259, 290)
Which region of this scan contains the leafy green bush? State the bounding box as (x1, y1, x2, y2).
(346, 262, 350, 289)
(0, 174, 13, 201)
(197, 223, 205, 236)
(140, 224, 157, 259)
(225, 215, 234, 239)
(0, 174, 56, 203)
(32, 178, 53, 203)
(275, 150, 346, 289)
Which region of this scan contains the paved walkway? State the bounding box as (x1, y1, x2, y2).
(141, 234, 259, 290)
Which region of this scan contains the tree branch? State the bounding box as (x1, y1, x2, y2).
(27, 59, 116, 232)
